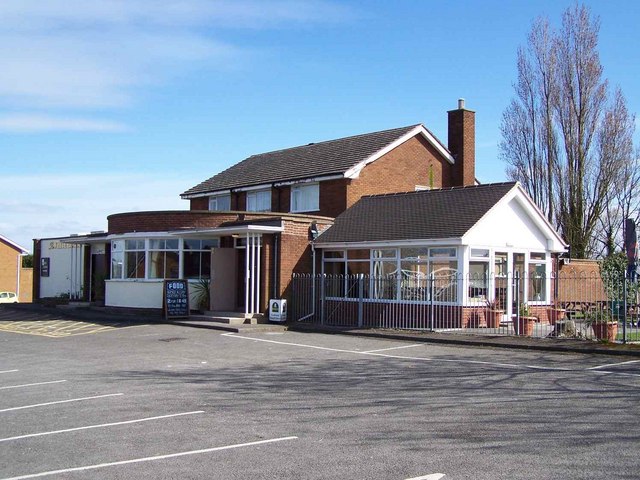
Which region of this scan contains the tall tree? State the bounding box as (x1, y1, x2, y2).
(500, 4, 636, 258)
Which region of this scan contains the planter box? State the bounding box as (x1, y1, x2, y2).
(591, 322, 618, 342)
(513, 316, 536, 336)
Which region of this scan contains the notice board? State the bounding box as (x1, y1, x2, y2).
(164, 279, 190, 319)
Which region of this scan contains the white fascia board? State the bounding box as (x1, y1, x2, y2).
(274, 174, 344, 187)
(181, 189, 232, 200)
(107, 232, 174, 240)
(314, 238, 462, 249)
(174, 224, 284, 238)
(234, 184, 272, 193)
(344, 125, 455, 179)
(0, 234, 29, 254)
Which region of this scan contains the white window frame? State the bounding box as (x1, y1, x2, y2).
(291, 183, 319, 213)
(246, 189, 271, 212)
(209, 193, 231, 211)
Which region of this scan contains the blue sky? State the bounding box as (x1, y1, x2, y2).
(1, 0, 638, 252)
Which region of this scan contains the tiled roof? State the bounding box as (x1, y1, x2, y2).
(315, 182, 518, 244)
(182, 124, 422, 197)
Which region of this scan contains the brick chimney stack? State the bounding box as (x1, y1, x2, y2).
(448, 98, 475, 187)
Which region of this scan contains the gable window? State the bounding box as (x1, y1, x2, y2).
(209, 194, 231, 211)
(247, 189, 271, 212)
(291, 183, 319, 213)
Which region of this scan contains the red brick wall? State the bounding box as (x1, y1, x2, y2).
(346, 135, 453, 208)
(189, 197, 208, 210)
(318, 179, 348, 218)
(448, 108, 475, 187)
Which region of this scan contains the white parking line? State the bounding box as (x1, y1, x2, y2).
(0, 436, 298, 480)
(587, 359, 640, 370)
(0, 380, 67, 391)
(223, 334, 566, 371)
(405, 474, 445, 480)
(0, 411, 204, 443)
(0, 370, 19, 374)
(0, 393, 124, 413)
(362, 344, 423, 354)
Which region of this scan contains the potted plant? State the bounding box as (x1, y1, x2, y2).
(546, 302, 566, 325)
(585, 308, 618, 342)
(191, 278, 211, 313)
(485, 298, 504, 329)
(513, 303, 537, 336)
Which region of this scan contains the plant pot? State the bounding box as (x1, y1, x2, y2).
(513, 316, 536, 336)
(547, 308, 566, 325)
(591, 321, 618, 342)
(486, 309, 503, 329)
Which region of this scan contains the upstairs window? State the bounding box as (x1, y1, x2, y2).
(208, 194, 231, 211)
(291, 183, 319, 213)
(246, 189, 271, 212)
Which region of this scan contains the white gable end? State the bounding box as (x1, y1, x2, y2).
(463, 196, 551, 250)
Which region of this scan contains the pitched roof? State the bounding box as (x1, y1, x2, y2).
(315, 182, 518, 244)
(182, 124, 434, 197)
(0, 234, 28, 254)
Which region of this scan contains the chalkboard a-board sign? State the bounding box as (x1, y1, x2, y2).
(164, 280, 190, 319)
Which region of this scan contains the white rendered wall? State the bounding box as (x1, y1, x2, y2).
(106, 279, 201, 310)
(463, 197, 549, 251)
(39, 239, 83, 298)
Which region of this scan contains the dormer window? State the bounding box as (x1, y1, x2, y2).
(291, 183, 319, 213)
(209, 194, 231, 211)
(247, 189, 271, 212)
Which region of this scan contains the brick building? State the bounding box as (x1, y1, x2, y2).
(0, 234, 31, 303)
(33, 100, 501, 316)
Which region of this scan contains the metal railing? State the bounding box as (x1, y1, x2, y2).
(289, 272, 640, 343)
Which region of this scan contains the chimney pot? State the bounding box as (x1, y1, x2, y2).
(458, 98, 465, 110)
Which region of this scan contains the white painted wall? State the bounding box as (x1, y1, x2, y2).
(39, 239, 83, 298)
(106, 279, 202, 310)
(463, 197, 549, 250)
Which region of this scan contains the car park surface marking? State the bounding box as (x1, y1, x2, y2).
(0, 436, 298, 480)
(0, 370, 19, 374)
(222, 333, 563, 371)
(222, 333, 637, 376)
(0, 411, 205, 443)
(361, 343, 424, 353)
(587, 359, 640, 370)
(405, 474, 446, 480)
(0, 393, 123, 413)
(0, 380, 67, 391)
(0, 320, 144, 338)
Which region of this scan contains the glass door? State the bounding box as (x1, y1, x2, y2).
(512, 253, 526, 315)
(494, 252, 508, 321)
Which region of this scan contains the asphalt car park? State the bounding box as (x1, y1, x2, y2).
(0, 310, 639, 479)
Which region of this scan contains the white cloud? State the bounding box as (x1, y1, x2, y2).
(0, 172, 205, 251)
(0, 114, 129, 133)
(0, 0, 352, 127)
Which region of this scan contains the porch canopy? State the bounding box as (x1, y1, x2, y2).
(173, 219, 284, 316)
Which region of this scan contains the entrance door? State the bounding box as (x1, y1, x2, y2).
(512, 253, 526, 315)
(90, 254, 106, 302)
(494, 252, 508, 321)
(211, 248, 237, 311)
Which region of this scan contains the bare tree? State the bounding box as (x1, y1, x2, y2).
(501, 4, 636, 258)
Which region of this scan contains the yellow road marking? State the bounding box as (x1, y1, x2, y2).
(0, 320, 143, 338)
